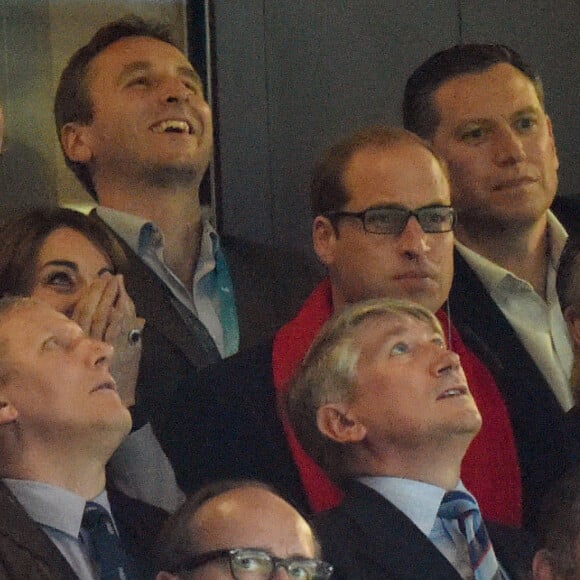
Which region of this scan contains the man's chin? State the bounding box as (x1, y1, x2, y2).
(143, 163, 202, 189)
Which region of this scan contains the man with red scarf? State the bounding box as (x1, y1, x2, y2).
(164, 126, 574, 530)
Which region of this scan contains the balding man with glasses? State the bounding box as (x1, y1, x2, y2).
(163, 125, 568, 530)
(153, 480, 332, 580)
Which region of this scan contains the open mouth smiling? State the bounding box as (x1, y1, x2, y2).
(150, 119, 193, 135)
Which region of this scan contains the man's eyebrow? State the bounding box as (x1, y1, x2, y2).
(117, 61, 202, 85)
(512, 105, 541, 118)
(454, 105, 543, 129)
(177, 65, 202, 85)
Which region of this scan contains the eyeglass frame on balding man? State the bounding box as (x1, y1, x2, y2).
(323, 203, 456, 236)
(170, 547, 333, 579)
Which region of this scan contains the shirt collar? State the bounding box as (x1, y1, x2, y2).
(3, 478, 110, 538)
(96, 205, 220, 263)
(358, 476, 467, 537)
(455, 210, 568, 294)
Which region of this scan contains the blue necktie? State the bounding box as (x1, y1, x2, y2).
(438, 491, 504, 580)
(82, 501, 135, 580)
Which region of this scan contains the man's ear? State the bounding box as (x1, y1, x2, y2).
(532, 549, 555, 580)
(312, 216, 338, 267)
(564, 305, 580, 348)
(60, 122, 93, 164)
(317, 403, 366, 444)
(0, 399, 18, 425)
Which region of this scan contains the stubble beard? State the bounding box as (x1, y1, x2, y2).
(142, 161, 202, 190)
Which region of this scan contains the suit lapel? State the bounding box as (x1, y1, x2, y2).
(339, 481, 462, 578)
(0, 481, 78, 579)
(450, 249, 560, 408)
(91, 212, 219, 367)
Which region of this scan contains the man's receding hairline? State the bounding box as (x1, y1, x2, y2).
(343, 137, 450, 196)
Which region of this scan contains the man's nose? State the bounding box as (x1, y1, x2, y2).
(398, 216, 430, 258)
(494, 126, 526, 166)
(160, 76, 192, 104)
(272, 567, 292, 579)
(433, 348, 461, 375)
(85, 337, 114, 368)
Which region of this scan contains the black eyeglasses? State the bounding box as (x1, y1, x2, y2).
(173, 547, 333, 579)
(324, 204, 456, 235)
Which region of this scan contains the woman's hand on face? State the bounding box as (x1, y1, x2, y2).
(71, 273, 145, 408)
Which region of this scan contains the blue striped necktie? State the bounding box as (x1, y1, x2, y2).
(438, 490, 504, 580)
(82, 501, 136, 580)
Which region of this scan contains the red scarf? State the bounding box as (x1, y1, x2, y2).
(273, 278, 522, 526)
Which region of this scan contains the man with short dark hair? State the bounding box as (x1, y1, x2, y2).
(55, 16, 318, 437)
(0, 297, 165, 579)
(164, 125, 545, 528)
(288, 298, 533, 580)
(404, 42, 578, 410)
(153, 480, 332, 580)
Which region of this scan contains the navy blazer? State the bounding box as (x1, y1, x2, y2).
(448, 195, 580, 529)
(450, 250, 578, 529)
(313, 480, 535, 580)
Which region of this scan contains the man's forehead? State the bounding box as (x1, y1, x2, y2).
(1, 301, 71, 335)
(344, 142, 450, 205)
(357, 312, 436, 339)
(89, 35, 199, 79)
(433, 63, 542, 121)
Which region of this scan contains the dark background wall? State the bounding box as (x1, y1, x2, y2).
(211, 1, 579, 251)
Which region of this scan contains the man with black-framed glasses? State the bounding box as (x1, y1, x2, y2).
(165, 124, 545, 530)
(154, 480, 332, 580)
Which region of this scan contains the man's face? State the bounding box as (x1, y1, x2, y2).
(343, 314, 481, 452)
(185, 487, 318, 579)
(0, 301, 131, 447)
(314, 141, 454, 313)
(65, 36, 213, 191)
(431, 63, 559, 230)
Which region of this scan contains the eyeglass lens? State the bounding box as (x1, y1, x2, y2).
(365, 206, 454, 234)
(231, 550, 329, 579)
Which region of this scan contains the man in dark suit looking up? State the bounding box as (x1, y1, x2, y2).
(288, 298, 534, 580)
(0, 297, 164, 579)
(404, 44, 578, 413)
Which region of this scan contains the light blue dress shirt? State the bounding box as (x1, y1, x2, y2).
(358, 477, 510, 580)
(3, 478, 113, 580)
(97, 205, 239, 357)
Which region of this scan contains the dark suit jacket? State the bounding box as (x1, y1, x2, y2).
(551, 194, 580, 234)
(0, 480, 166, 580)
(449, 196, 580, 529)
(161, 339, 309, 513)
(313, 480, 535, 580)
(92, 211, 321, 433)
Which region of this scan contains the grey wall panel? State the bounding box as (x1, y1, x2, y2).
(215, 1, 459, 249)
(0, 1, 57, 218)
(461, 1, 579, 200)
(212, 1, 273, 244)
(213, 0, 578, 250)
